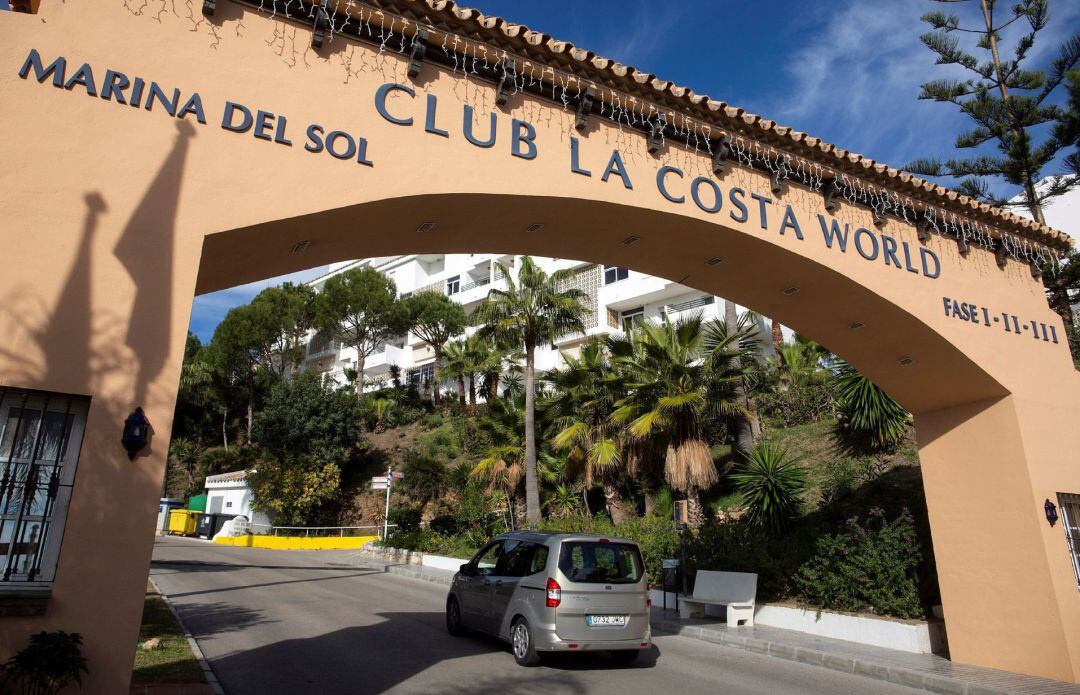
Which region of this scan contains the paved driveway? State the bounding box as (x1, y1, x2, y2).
(149, 536, 919, 694)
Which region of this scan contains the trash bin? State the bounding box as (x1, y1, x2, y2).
(661, 559, 680, 611)
(168, 509, 200, 536)
(195, 512, 216, 539)
(211, 513, 237, 538)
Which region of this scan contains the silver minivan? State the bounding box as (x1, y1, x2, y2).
(445, 531, 652, 666)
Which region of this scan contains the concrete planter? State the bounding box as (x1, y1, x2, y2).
(649, 589, 946, 655)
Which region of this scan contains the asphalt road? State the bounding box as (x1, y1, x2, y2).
(150, 536, 920, 694)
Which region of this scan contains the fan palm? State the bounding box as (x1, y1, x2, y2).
(609, 314, 744, 525)
(471, 396, 527, 527)
(440, 339, 470, 408)
(545, 339, 632, 523)
(473, 256, 589, 525)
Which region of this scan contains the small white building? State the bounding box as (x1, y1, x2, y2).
(204, 470, 272, 528)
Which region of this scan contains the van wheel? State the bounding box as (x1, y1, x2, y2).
(610, 650, 639, 666)
(511, 617, 541, 666)
(446, 596, 466, 637)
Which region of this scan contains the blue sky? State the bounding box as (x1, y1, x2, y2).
(189, 0, 1080, 341)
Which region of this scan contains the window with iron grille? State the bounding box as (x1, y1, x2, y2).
(446, 275, 460, 295)
(604, 265, 629, 285)
(1058, 493, 1080, 588)
(0, 388, 89, 590)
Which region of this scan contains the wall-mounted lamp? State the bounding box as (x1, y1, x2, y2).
(1045, 498, 1059, 527)
(122, 407, 150, 461)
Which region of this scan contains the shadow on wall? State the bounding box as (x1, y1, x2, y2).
(0, 120, 194, 668)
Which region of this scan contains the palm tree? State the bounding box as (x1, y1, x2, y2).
(473, 256, 589, 525)
(471, 396, 527, 528)
(609, 314, 747, 526)
(776, 334, 830, 391)
(545, 339, 632, 523)
(441, 339, 470, 409)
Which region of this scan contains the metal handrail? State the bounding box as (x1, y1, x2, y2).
(248, 523, 392, 538)
(459, 276, 492, 292)
(667, 295, 715, 313)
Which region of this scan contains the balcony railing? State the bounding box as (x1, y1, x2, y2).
(459, 276, 492, 292)
(667, 295, 715, 313)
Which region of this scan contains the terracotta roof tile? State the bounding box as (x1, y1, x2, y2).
(385, 0, 1073, 251)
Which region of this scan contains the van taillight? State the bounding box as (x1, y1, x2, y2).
(546, 578, 562, 607)
(646, 579, 651, 607)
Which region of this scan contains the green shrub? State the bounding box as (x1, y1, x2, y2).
(757, 383, 835, 428)
(1, 630, 88, 695)
(686, 519, 810, 599)
(400, 456, 447, 503)
(731, 441, 807, 531)
(793, 507, 923, 619)
(387, 506, 422, 532)
(429, 514, 460, 535)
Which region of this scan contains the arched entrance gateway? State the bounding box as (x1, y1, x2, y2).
(0, 1, 1077, 690)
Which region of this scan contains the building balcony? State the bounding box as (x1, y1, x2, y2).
(364, 343, 409, 374)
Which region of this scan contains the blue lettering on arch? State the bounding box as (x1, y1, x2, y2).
(854, 227, 880, 260)
(601, 150, 633, 189)
(18, 49, 66, 87)
(729, 188, 749, 223)
(511, 118, 536, 160)
(817, 215, 849, 251)
(463, 105, 496, 148)
(375, 82, 415, 125)
(64, 63, 96, 96)
(657, 166, 684, 203)
(690, 176, 722, 213)
(778, 205, 804, 240)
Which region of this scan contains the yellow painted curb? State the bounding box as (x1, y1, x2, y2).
(213, 534, 379, 550)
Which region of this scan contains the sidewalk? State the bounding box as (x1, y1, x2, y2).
(350, 554, 1080, 695)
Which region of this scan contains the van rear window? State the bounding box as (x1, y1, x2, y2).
(558, 542, 643, 584)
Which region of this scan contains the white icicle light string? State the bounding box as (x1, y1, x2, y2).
(248, 0, 1063, 271)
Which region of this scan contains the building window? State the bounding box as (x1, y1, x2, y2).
(446, 275, 460, 295)
(604, 265, 629, 285)
(407, 362, 436, 389)
(1059, 493, 1080, 587)
(621, 307, 645, 332)
(0, 388, 89, 590)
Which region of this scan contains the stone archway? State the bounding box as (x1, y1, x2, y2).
(0, 2, 1077, 691)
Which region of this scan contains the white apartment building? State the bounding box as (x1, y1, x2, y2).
(300, 254, 768, 393)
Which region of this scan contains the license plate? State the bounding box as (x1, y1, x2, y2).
(587, 615, 626, 627)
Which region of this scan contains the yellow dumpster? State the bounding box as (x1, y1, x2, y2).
(168, 509, 200, 536)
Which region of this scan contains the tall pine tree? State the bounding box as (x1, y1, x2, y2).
(906, 0, 1080, 224)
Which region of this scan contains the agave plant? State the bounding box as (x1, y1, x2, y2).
(832, 359, 909, 450)
(731, 441, 807, 531)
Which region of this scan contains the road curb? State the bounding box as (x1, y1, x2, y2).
(652, 618, 1010, 695)
(148, 576, 226, 695)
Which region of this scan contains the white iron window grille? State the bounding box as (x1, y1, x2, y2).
(0, 388, 88, 590)
(1058, 493, 1080, 588)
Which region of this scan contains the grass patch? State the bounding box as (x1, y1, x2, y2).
(131, 581, 204, 682)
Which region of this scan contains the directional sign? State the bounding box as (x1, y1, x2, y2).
(371, 476, 389, 484)
(371, 482, 388, 490)
(391, 471, 404, 479)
